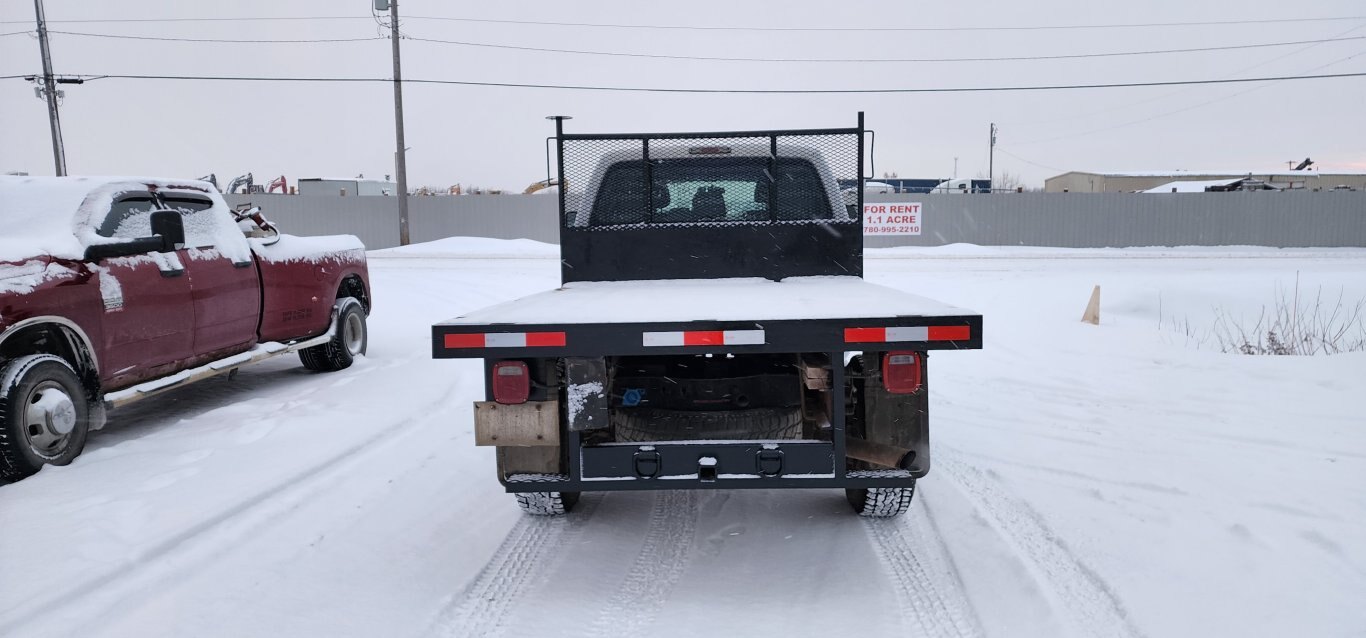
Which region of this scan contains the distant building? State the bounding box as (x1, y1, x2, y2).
(297, 177, 397, 196)
(837, 178, 992, 194)
(1044, 170, 1366, 193)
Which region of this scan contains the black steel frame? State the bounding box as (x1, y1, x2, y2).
(496, 346, 924, 494)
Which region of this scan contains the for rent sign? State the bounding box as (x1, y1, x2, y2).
(863, 202, 922, 235)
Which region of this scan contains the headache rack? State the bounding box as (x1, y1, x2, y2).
(553, 113, 867, 283)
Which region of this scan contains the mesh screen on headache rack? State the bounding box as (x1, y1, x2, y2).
(560, 132, 860, 229)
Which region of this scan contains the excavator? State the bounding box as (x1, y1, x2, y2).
(225, 173, 254, 194)
(523, 178, 559, 194)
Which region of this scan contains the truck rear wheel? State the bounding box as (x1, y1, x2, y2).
(300, 298, 367, 372)
(612, 407, 802, 442)
(846, 484, 915, 518)
(0, 355, 91, 482)
(515, 491, 579, 516)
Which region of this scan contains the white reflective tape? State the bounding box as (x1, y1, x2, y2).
(884, 326, 929, 342)
(483, 332, 528, 348)
(642, 331, 685, 347)
(723, 330, 765, 345)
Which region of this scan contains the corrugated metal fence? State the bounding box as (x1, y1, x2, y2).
(225, 192, 1366, 250)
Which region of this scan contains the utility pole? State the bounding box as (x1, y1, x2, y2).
(384, 0, 411, 245)
(987, 122, 997, 193)
(33, 0, 66, 175)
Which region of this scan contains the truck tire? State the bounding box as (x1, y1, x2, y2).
(0, 355, 91, 482)
(515, 491, 579, 516)
(612, 407, 802, 443)
(300, 298, 367, 372)
(846, 484, 915, 518)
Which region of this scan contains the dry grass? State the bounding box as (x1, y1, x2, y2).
(1161, 276, 1366, 356)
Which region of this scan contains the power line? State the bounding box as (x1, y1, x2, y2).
(1012, 48, 1366, 146)
(405, 14, 1366, 32)
(403, 34, 1366, 64)
(47, 30, 382, 44)
(32, 28, 1366, 63)
(995, 147, 1066, 173)
(0, 16, 372, 25)
(1, 30, 33, 37)
(12, 70, 1362, 94)
(2, 14, 1364, 32)
(999, 22, 1366, 126)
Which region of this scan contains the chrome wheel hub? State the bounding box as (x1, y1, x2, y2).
(24, 382, 76, 457)
(343, 312, 364, 356)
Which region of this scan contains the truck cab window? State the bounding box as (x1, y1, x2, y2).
(95, 194, 158, 238)
(161, 195, 220, 248)
(589, 157, 832, 227)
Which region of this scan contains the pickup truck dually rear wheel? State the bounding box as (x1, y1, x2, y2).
(299, 298, 367, 372)
(0, 355, 91, 481)
(846, 484, 915, 518)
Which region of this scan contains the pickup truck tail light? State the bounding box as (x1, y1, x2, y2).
(492, 361, 530, 404)
(881, 351, 922, 394)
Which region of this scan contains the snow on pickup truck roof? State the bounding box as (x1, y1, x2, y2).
(0, 175, 218, 263)
(439, 276, 974, 326)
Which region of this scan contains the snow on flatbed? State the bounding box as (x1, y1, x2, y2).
(439, 275, 974, 326)
(2, 239, 1364, 638)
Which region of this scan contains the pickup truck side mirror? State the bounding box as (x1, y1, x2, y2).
(150, 209, 185, 252)
(84, 210, 186, 261)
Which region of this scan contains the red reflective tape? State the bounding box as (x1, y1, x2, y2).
(444, 333, 486, 349)
(844, 327, 887, 343)
(525, 331, 567, 347)
(683, 331, 725, 346)
(928, 325, 971, 341)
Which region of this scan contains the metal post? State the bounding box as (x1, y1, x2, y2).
(988, 122, 997, 194)
(389, 0, 410, 245)
(856, 111, 865, 221)
(642, 138, 653, 223)
(547, 115, 571, 281)
(34, 0, 66, 175)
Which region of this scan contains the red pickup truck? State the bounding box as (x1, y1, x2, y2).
(0, 176, 371, 481)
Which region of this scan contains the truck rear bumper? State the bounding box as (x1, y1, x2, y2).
(500, 438, 921, 493)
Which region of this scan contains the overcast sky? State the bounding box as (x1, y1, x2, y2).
(2, 0, 1363, 190)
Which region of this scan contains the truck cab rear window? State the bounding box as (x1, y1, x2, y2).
(589, 157, 832, 227)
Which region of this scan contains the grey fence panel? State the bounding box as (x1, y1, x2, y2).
(409, 194, 559, 245)
(863, 192, 1366, 248)
(224, 194, 400, 249)
(227, 192, 1366, 250)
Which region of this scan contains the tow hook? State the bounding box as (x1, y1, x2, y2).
(756, 449, 783, 477)
(634, 449, 660, 478)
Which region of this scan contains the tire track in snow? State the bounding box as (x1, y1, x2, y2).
(862, 502, 984, 637)
(3, 360, 461, 634)
(436, 495, 602, 638)
(588, 490, 702, 636)
(937, 449, 1148, 638)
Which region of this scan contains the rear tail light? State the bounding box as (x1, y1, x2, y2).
(492, 361, 530, 404)
(882, 351, 922, 394)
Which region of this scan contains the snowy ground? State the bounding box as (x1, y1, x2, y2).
(2, 239, 1364, 637)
